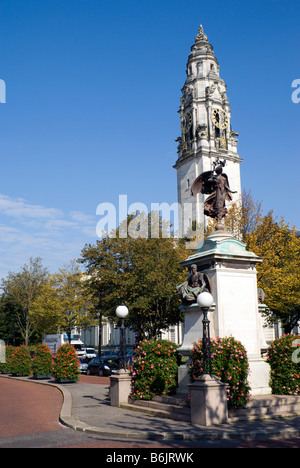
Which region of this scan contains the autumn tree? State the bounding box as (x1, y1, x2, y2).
(31, 260, 96, 341)
(206, 190, 263, 240)
(246, 212, 300, 332)
(206, 191, 299, 332)
(79, 212, 187, 340)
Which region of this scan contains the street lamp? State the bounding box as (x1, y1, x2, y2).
(116, 302, 129, 370)
(197, 292, 214, 375)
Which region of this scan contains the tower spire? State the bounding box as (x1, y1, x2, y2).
(174, 26, 242, 237)
(194, 25, 208, 43)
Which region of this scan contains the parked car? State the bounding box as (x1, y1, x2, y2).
(78, 357, 90, 374)
(102, 350, 120, 359)
(83, 348, 97, 359)
(86, 357, 119, 376)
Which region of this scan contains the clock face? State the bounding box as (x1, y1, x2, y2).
(181, 111, 193, 133)
(211, 108, 228, 129)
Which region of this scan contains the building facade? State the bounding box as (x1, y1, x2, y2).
(80, 320, 183, 351)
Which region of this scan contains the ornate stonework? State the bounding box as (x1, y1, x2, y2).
(174, 26, 242, 237)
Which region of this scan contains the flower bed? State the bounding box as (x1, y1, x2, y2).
(131, 339, 178, 400)
(190, 336, 251, 409)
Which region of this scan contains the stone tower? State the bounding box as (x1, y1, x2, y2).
(174, 26, 242, 238)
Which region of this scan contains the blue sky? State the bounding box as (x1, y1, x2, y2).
(0, 0, 299, 280)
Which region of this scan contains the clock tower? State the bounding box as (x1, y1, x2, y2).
(174, 26, 242, 238)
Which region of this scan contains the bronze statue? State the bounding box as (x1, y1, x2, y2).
(191, 158, 236, 230)
(176, 264, 211, 304)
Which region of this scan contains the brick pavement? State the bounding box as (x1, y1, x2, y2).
(0, 377, 62, 437)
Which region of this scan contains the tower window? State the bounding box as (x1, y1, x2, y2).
(197, 62, 203, 75)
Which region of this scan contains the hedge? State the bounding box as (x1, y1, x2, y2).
(10, 345, 32, 377)
(190, 336, 251, 409)
(266, 334, 300, 395)
(131, 339, 178, 400)
(0, 345, 14, 374)
(32, 343, 54, 378)
(52, 343, 79, 382)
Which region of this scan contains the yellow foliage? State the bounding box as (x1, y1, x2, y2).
(245, 212, 300, 331)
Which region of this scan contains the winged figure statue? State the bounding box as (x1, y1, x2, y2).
(191, 159, 236, 229)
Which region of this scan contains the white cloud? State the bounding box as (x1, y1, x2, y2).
(70, 211, 95, 224)
(0, 225, 26, 243)
(0, 194, 63, 220)
(0, 193, 98, 281)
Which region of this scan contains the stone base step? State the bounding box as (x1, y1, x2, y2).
(121, 395, 190, 422)
(121, 394, 300, 423)
(229, 394, 300, 421)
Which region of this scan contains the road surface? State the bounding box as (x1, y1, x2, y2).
(1, 375, 300, 449)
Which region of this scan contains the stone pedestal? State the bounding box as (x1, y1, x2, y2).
(177, 361, 192, 395)
(110, 370, 132, 407)
(188, 374, 228, 426)
(178, 303, 216, 356)
(177, 303, 215, 394)
(179, 230, 271, 396)
(248, 358, 271, 395)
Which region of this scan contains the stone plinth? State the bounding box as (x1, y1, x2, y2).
(188, 374, 228, 426)
(179, 230, 271, 396)
(177, 303, 215, 394)
(178, 303, 216, 356)
(110, 370, 132, 407)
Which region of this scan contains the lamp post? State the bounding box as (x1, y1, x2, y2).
(189, 291, 228, 426)
(197, 292, 214, 375)
(97, 296, 103, 358)
(116, 302, 129, 370)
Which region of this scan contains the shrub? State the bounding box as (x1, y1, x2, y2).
(32, 343, 53, 378)
(131, 339, 178, 400)
(52, 343, 79, 382)
(0, 346, 14, 374)
(190, 336, 251, 409)
(10, 345, 32, 376)
(266, 334, 300, 395)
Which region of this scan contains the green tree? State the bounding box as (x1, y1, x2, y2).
(1, 258, 48, 346)
(79, 213, 187, 340)
(0, 294, 23, 346)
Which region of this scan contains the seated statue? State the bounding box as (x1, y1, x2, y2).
(176, 264, 211, 305)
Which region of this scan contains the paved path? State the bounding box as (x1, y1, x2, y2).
(3, 374, 300, 448)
